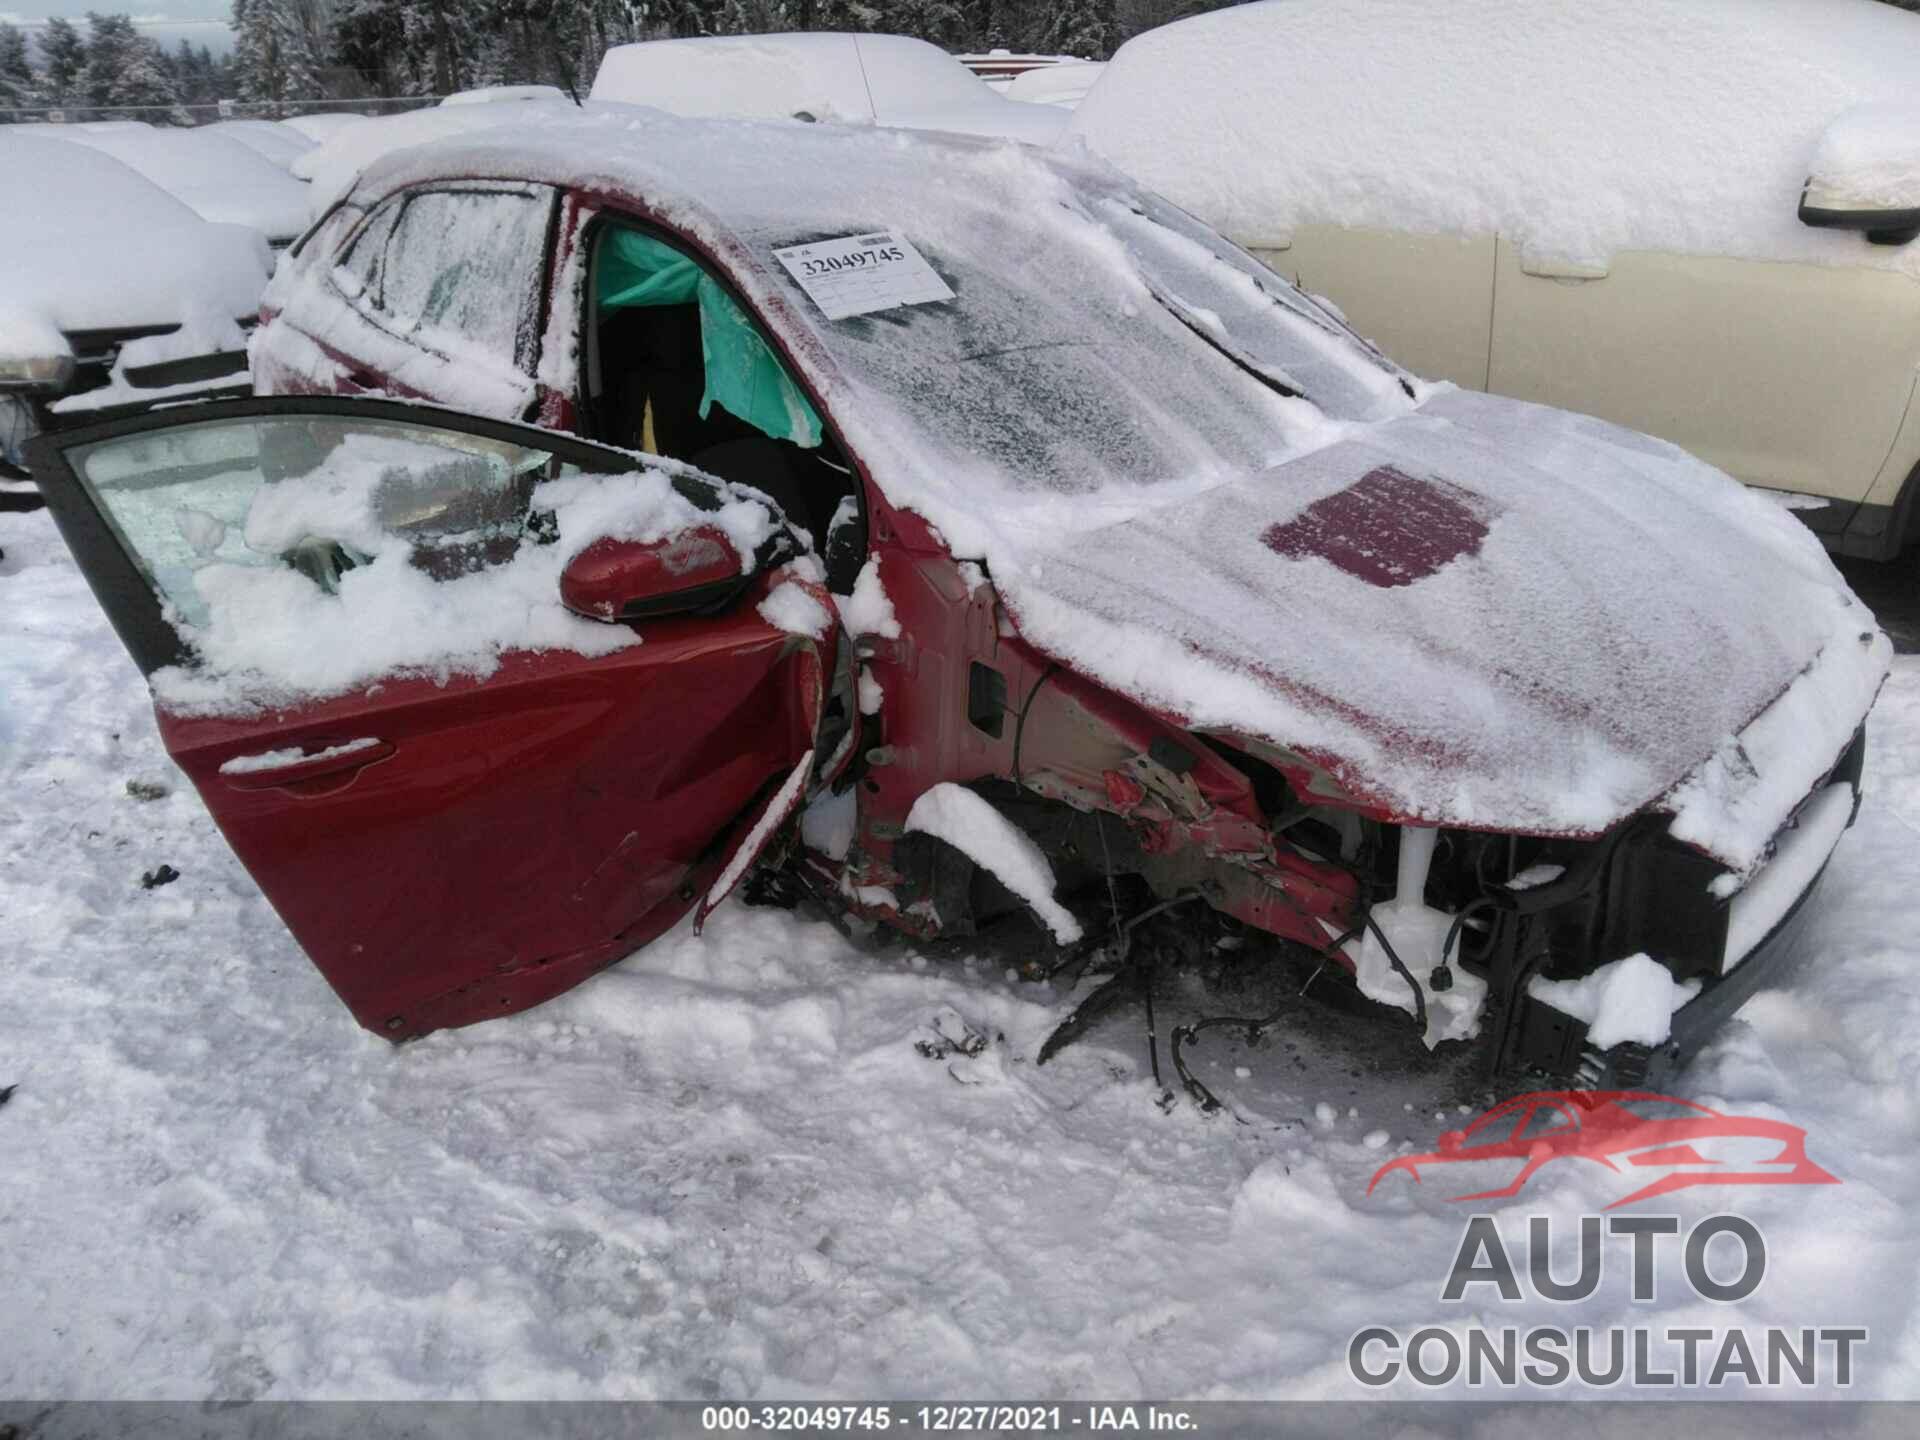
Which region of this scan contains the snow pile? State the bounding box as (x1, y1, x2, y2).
(905, 783, 1084, 943)
(756, 561, 834, 639)
(0, 136, 269, 339)
(1528, 954, 1702, 1050)
(1804, 102, 1920, 213)
(837, 556, 902, 640)
(1069, 0, 1920, 273)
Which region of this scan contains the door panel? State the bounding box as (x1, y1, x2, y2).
(1489, 240, 1920, 505)
(31, 396, 833, 1038)
(1249, 225, 1496, 391)
(158, 617, 817, 1036)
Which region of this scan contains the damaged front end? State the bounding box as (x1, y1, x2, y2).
(790, 571, 1872, 1096)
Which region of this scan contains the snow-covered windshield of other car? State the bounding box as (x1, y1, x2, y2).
(749, 163, 1415, 504)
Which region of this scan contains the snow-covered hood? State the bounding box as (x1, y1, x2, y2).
(997, 387, 1891, 870)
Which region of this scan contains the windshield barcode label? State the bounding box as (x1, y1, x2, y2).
(773, 230, 955, 320)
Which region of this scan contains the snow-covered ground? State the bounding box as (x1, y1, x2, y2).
(4, 499, 1919, 1400)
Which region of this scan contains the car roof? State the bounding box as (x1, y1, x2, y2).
(1068, 0, 1920, 276)
(38, 126, 311, 241)
(589, 32, 1066, 144)
(0, 135, 268, 330)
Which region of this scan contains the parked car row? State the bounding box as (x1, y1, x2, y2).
(0, 113, 378, 474)
(1, 132, 273, 476)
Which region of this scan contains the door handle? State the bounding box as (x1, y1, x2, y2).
(221, 738, 394, 791)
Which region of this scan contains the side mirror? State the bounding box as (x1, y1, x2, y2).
(1800, 104, 1920, 246)
(560, 527, 750, 622)
(1438, 1129, 1464, 1155)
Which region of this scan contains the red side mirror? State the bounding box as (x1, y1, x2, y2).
(560, 527, 747, 622)
(1438, 1129, 1464, 1154)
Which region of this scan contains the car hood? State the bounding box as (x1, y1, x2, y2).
(996, 387, 1890, 869)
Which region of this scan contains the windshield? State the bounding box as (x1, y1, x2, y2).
(744, 160, 1415, 507)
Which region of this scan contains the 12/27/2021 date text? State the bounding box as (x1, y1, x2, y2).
(699, 1405, 1201, 1432)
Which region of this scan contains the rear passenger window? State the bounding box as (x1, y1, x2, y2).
(338, 185, 555, 370)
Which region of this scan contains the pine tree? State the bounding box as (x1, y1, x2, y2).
(39, 16, 88, 105)
(0, 23, 37, 112)
(1032, 0, 1113, 58)
(234, 0, 324, 108)
(80, 13, 182, 115)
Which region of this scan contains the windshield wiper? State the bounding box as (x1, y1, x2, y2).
(1149, 288, 1309, 405)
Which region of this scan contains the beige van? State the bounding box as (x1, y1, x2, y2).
(1070, 0, 1920, 560)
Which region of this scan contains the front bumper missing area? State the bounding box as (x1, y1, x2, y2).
(1486, 726, 1867, 1087)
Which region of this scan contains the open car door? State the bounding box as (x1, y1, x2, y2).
(31, 396, 845, 1039)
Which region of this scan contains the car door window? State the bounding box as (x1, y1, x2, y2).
(585, 221, 863, 583)
(37, 398, 773, 690)
(341, 186, 555, 371)
(58, 410, 569, 670)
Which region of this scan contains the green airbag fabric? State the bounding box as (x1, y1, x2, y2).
(597, 228, 822, 449)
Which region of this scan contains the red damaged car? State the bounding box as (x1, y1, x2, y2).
(31, 109, 1891, 1091)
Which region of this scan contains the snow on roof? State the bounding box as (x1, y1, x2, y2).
(589, 32, 1067, 145)
(290, 99, 587, 216)
(204, 119, 317, 172)
(441, 84, 570, 107)
(0, 135, 269, 344)
(1069, 0, 1920, 273)
(42, 126, 312, 242)
(1004, 62, 1104, 110)
(280, 112, 375, 143)
(351, 109, 1886, 856)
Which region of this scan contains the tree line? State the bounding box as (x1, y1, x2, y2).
(1, 0, 1234, 118)
(10, 0, 1919, 120)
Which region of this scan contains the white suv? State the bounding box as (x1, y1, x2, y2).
(1071, 0, 1920, 560)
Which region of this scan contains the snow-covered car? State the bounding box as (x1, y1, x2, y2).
(589, 32, 1068, 144)
(441, 84, 570, 106)
(290, 99, 586, 217)
(1004, 61, 1105, 111)
(1, 135, 269, 477)
(38, 123, 311, 245)
(202, 118, 318, 172)
(279, 112, 374, 144)
(1070, 0, 1920, 560)
(32, 109, 1890, 1093)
